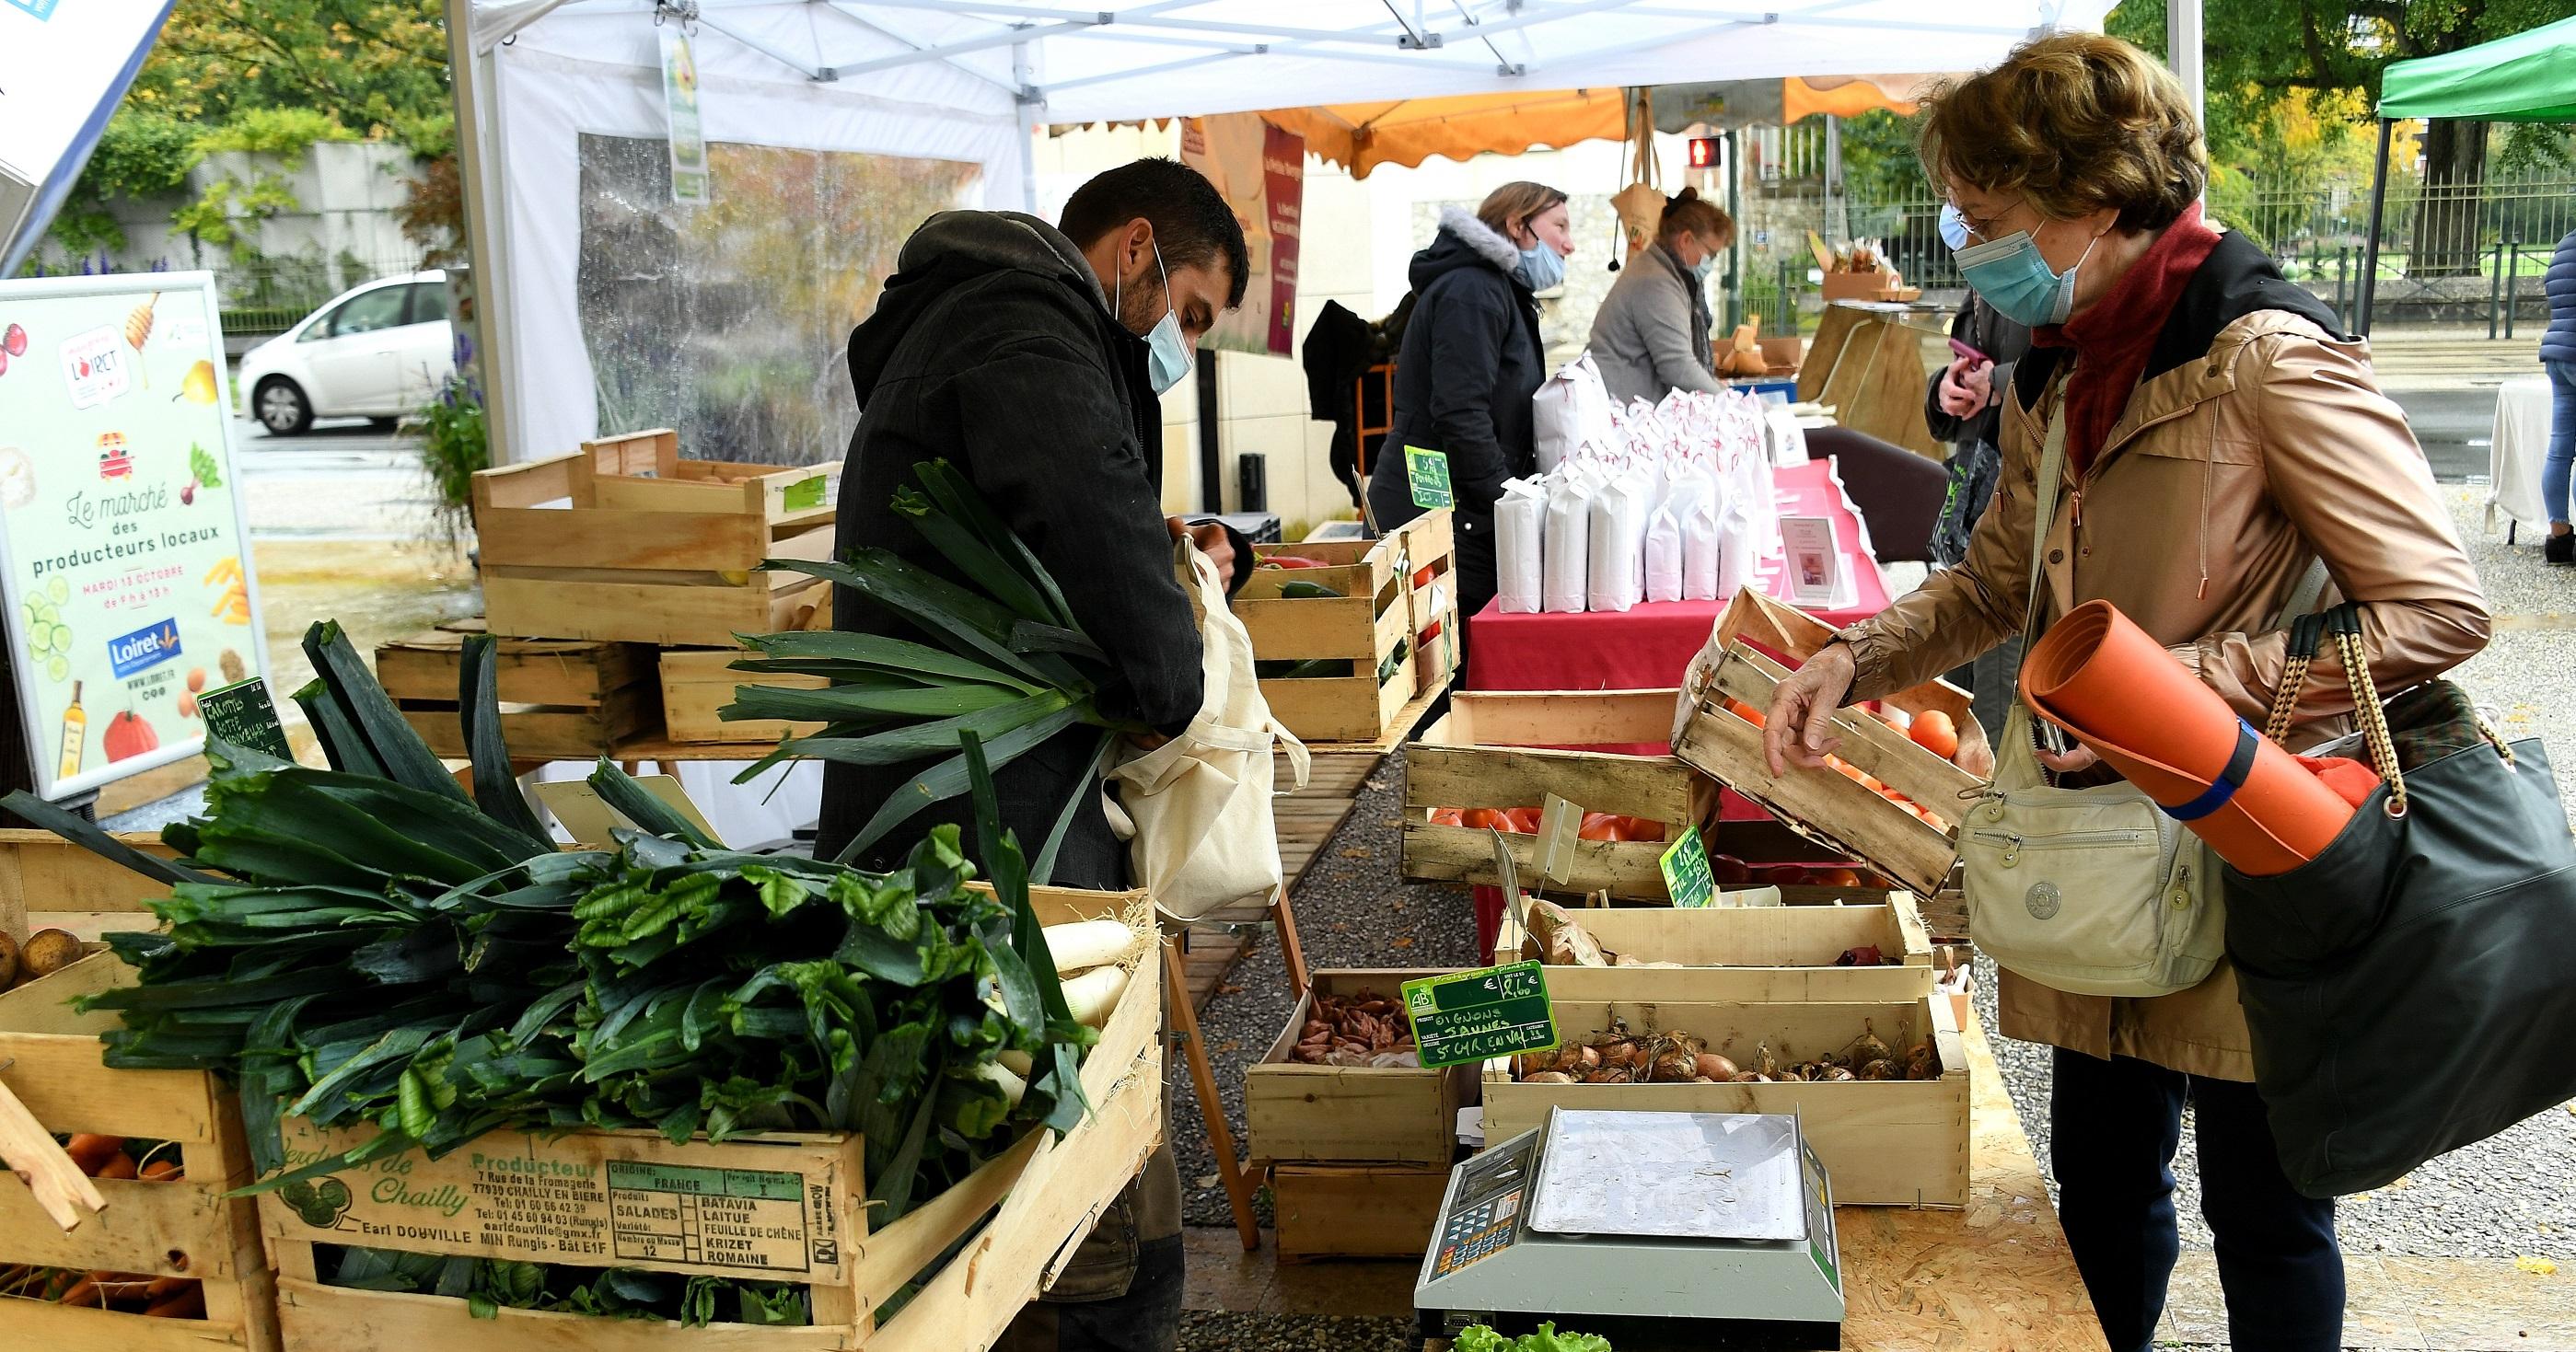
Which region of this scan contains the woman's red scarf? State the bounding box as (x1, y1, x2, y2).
(2033, 201, 2222, 473)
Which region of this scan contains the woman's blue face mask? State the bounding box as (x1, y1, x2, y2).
(1944, 202, 2106, 329)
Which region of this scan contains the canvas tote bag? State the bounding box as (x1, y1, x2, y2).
(1103, 539, 1310, 921)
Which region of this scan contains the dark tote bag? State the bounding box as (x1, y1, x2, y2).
(2222, 605, 2576, 1198)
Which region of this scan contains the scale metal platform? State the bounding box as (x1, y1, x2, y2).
(1416, 1107, 1843, 1349)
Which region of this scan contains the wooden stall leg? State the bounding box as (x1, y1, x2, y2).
(1164, 935, 1260, 1252)
(1267, 884, 1311, 1001)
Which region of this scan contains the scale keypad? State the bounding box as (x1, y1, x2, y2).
(1430, 1186, 1521, 1277)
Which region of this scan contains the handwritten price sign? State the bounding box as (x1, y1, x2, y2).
(1400, 961, 1558, 1069)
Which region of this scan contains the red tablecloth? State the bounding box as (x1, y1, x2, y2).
(1465, 458, 1891, 693)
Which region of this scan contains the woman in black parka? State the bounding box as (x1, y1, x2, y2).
(1366, 180, 1572, 627)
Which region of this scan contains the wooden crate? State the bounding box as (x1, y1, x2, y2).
(1492, 894, 1936, 1002)
(1401, 688, 1714, 901)
(374, 621, 658, 759)
(472, 429, 842, 647)
(1480, 994, 1969, 1208)
(1672, 591, 1987, 896)
(1271, 1163, 1448, 1263)
(1240, 517, 1449, 745)
(658, 650, 828, 745)
(0, 953, 282, 1352)
(0, 827, 174, 941)
(1397, 514, 1460, 699)
(1246, 969, 1471, 1168)
(261, 887, 1161, 1352)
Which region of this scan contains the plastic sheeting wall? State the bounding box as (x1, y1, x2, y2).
(485, 20, 1029, 466)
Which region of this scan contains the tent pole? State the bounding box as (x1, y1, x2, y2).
(2168, 0, 2204, 131)
(2358, 117, 2391, 336)
(1014, 41, 1042, 214)
(444, 0, 518, 466)
(1723, 129, 1744, 329)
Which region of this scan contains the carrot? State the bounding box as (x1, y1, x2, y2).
(144, 1276, 190, 1300)
(58, 1274, 107, 1307)
(140, 1157, 182, 1181)
(64, 1134, 125, 1174)
(93, 1152, 138, 1180)
(144, 1284, 205, 1319)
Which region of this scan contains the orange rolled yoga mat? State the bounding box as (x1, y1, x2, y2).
(2020, 600, 2360, 877)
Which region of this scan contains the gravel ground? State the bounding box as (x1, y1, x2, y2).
(1174, 748, 1482, 1227)
(1178, 1313, 1416, 1350)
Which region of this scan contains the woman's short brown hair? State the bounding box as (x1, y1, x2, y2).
(1656, 187, 1735, 249)
(1918, 32, 2207, 231)
(1477, 181, 1570, 242)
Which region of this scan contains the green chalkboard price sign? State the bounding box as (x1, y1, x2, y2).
(1401, 960, 1558, 1069)
(197, 677, 291, 760)
(1404, 445, 1455, 510)
(1661, 826, 1718, 908)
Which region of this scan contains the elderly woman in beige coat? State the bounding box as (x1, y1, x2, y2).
(1584, 188, 1734, 405)
(1762, 33, 2487, 1352)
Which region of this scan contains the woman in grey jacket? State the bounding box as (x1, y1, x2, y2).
(1585, 188, 1735, 405)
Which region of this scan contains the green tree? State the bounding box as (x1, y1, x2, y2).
(2110, 0, 2576, 273)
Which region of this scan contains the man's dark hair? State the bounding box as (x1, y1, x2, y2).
(1058, 156, 1250, 308)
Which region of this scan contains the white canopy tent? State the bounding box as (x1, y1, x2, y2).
(456, 0, 2112, 468)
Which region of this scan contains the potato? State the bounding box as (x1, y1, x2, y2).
(21, 928, 82, 979)
(0, 928, 18, 988)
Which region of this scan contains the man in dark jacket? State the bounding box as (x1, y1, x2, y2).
(816, 157, 1247, 1352)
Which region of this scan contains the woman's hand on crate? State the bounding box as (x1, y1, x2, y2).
(1764, 643, 1857, 776)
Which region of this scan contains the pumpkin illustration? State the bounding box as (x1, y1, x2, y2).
(104, 709, 158, 762)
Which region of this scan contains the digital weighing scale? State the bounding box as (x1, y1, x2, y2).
(1415, 1108, 1844, 1350)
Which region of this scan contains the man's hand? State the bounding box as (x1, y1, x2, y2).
(1763, 644, 1859, 776)
(1936, 357, 1991, 419)
(2036, 743, 2100, 775)
(1169, 516, 1239, 585)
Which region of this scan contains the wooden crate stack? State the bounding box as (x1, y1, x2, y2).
(1245, 969, 1471, 1262)
(1239, 512, 1454, 746)
(457, 428, 845, 753)
(1492, 894, 1938, 1003)
(1400, 688, 1715, 902)
(1671, 590, 1985, 902)
(260, 886, 1160, 1352)
(374, 620, 656, 761)
(0, 953, 282, 1352)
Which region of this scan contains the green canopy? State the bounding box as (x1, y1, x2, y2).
(2377, 14, 2576, 121)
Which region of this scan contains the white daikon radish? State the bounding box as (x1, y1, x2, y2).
(1062, 965, 1131, 1028)
(1043, 919, 1138, 974)
(998, 1049, 1034, 1078)
(971, 1058, 1027, 1104)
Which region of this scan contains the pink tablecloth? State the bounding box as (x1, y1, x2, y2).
(1466, 458, 1892, 693)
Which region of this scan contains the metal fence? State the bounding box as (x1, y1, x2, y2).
(17, 248, 432, 339)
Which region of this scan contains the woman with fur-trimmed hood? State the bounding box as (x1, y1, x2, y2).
(1366, 182, 1573, 627)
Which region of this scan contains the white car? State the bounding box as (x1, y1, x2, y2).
(235, 270, 454, 435)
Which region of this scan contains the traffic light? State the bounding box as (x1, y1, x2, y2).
(1687, 136, 1721, 169)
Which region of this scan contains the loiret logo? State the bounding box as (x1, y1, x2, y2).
(108, 618, 182, 678)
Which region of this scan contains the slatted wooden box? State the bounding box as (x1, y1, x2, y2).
(1401, 688, 1715, 901)
(260, 887, 1161, 1352)
(1398, 513, 1460, 699)
(1670, 590, 1987, 896)
(1237, 513, 1456, 745)
(1246, 969, 1471, 1168)
(1491, 894, 1937, 1002)
(0, 827, 175, 942)
(1479, 994, 1969, 1208)
(657, 650, 828, 745)
(1271, 1163, 1449, 1264)
(471, 429, 841, 647)
(374, 620, 657, 759)
(0, 953, 282, 1352)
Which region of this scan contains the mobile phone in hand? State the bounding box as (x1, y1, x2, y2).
(1947, 337, 1991, 366)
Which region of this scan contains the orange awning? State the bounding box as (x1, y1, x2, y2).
(1260, 89, 1631, 179)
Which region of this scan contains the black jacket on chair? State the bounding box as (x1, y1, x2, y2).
(814, 210, 1202, 888)
(1365, 204, 1545, 612)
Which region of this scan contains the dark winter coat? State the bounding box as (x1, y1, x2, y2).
(1365, 204, 1545, 611)
(2542, 228, 2576, 366)
(815, 210, 1202, 889)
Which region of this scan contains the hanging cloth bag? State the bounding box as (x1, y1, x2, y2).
(2226, 606, 2576, 1196)
(1104, 539, 1311, 921)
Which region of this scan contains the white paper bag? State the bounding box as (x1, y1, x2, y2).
(1543, 470, 1595, 613)
(1587, 468, 1650, 613)
(1533, 353, 1614, 474)
(1679, 474, 1723, 601)
(1643, 466, 1691, 604)
(1496, 476, 1548, 615)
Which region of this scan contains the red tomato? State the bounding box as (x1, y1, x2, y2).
(1622, 818, 1667, 844)
(1430, 808, 1466, 827)
(1503, 807, 1544, 834)
(1579, 812, 1619, 841)
(1712, 854, 1752, 884)
(1461, 808, 1501, 830)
